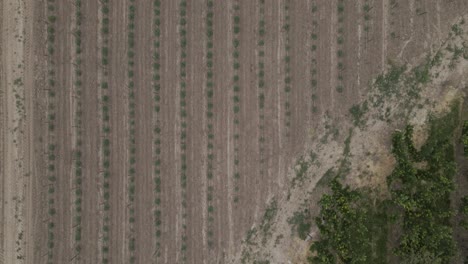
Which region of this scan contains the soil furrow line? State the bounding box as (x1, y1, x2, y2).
(238, 0, 259, 244)
(186, 1, 206, 263)
(24, 0, 47, 262)
(289, 0, 311, 156)
(79, 0, 100, 261)
(54, 0, 73, 262)
(263, 0, 281, 199)
(108, 0, 128, 262)
(159, 0, 178, 262)
(134, 0, 155, 262)
(211, 0, 233, 261)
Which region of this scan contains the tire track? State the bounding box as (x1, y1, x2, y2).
(212, 0, 232, 262)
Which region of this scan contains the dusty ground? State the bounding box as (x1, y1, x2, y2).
(1, 0, 468, 264)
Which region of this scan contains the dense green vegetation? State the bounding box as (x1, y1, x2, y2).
(388, 105, 460, 263)
(309, 179, 387, 264)
(310, 104, 465, 264)
(463, 121, 468, 156)
(461, 196, 468, 230)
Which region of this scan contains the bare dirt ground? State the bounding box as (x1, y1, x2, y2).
(159, 1, 179, 262)
(2, 0, 468, 264)
(134, 0, 156, 263)
(80, 0, 100, 262)
(108, 1, 129, 263)
(1, 0, 28, 262)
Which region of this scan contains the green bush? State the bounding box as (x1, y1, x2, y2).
(48, 16, 57, 23)
(462, 121, 468, 156)
(374, 64, 406, 96)
(461, 196, 468, 229)
(386, 106, 459, 263)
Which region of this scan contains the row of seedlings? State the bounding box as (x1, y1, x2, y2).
(179, 0, 189, 261)
(310, 1, 319, 114)
(363, 0, 372, 33)
(388, 0, 399, 40)
(127, 0, 137, 262)
(99, 0, 112, 262)
(152, 0, 162, 259)
(152, 0, 163, 260)
(336, 0, 345, 93)
(282, 0, 292, 130)
(72, 0, 84, 259)
(257, 0, 267, 178)
(232, 0, 241, 203)
(45, 0, 58, 262)
(205, 0, 216, 248)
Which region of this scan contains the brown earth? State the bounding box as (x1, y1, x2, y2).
(2, 0, 468, 264)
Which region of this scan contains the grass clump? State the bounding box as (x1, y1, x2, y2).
(288, 209, 312, 240)
(349, 101, 368, 127)
(374, 64, 406, 97)
(260, 199, 278, 245)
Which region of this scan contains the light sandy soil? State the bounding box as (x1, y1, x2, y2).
(1, 0, 31, 263)
(2, 1, 468, 264)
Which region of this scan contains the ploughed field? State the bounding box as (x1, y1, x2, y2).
(1, 0, 468, 263)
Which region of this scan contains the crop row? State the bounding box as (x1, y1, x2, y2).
(152, 0, 163, 260)
(126, 0, 137, 262)
(205, 0, 216, 249)
(257, 0, 266, 176)
(336, 0, 345, 93)
(98, 0, 111, 262)
(363, 1, 372, 33)
(72, 0, 84, 259)
(282, 0, 292, 130)
(178, 0, 189, 261)
(310, 2, 319, 114)
(232, 0, 241, 203)
(45, 0, 57, 262)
